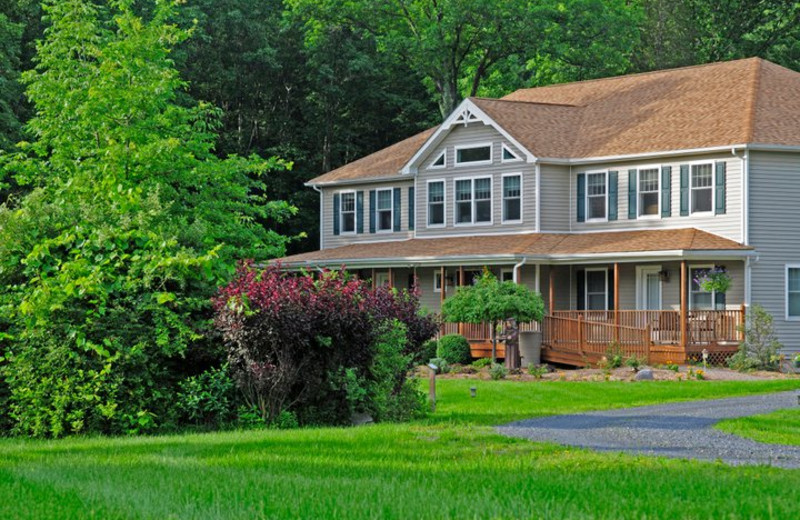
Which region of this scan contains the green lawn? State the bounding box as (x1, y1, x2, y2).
(717, 408, 800, 446)
(2, 379, 799, 519)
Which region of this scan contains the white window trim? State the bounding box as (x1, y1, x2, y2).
(339, 189, 357, 235)
(786, 264, 800, 321)
(433, 271, 443, 293)
(453, 176, 494, 226)
(501, 143, 522, 163)
(585, 268, 609, 311)
(374, 187, 394, 233)
(426, 179, 446, 228)
(454, 142, 493, 167)
(585, 170, 609, 223)
(635, 265, 663, 310)
(689, 161, 715, 216)
(429, 150, 446, 170)
(374, 271, 390, 287)
(689, 263, 717, 310)
(637, 166, 662, 220)
(501, 172, 523, 224)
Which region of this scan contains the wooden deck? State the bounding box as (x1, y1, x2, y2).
(442, 309, 743, 366)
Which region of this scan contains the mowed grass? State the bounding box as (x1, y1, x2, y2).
(1, 379, 799, 520)
(717, 408, 800, 446)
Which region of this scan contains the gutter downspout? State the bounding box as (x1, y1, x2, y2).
(312, 185, 324, 250)
(513, 257, 527, 284)
(732, 147, 749, 246)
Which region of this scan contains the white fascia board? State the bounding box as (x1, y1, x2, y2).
(538, 144, 749, 166)
(305, 175, 405, 188)
(546, 249, 757, 264)
(400, 98, 538, 174)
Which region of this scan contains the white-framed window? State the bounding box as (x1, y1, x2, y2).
(427, 180, 445, 227)
(430, 151, 445, 169)
(501, 268, 514, 283)
(375, 272, 390, 287)
(638, 167, 660, 218)
(585, 268, 608, 311)
(502, 174, 522, 223)
(340, 190, 356, 234)
(433, 271, 444, 293)
(455, 143, 492, 166)
(501, 144, 521, 163)
(787, 264, 800, 320)
(455, 177, 492, 225)
(375, 188, 393, 232)
(586, 172, 608, 221)
(689, 264, 716, 310)
(691, 163, 714, 214)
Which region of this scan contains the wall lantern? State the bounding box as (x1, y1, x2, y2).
(658, 270, 670, 283)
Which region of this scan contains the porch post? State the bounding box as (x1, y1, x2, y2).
(388, 267, 394, 289)
(371, 268, 376, 290)
(440, 266, 446, 308)
(548, 266, 555, 315)
(613, 263, 620, 341)
(680, 260, 688, 350)
(458, 266, 464, 336)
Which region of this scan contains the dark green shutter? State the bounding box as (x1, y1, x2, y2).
(576, 270, 585, 311)
(680, 165, 689, 216)
(628, 169, 637, 219)
(356, 191, 364, 234)
(577, 173, 586, 222)
(408, 187, 415, 231)
(715, 161, 727, 215)
(333, 193, 341, 236)
(369, 190, 376, 233)
(661, 166, 672, 218)
(607, 268, 614, 310)
(393, 188, 401, 231)
(608, 171, 618, 221)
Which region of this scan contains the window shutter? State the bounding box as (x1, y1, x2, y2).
(661, 166, 672, 218)
(627, 169, 637, 219)
(607, 268, 615, 311)
(393, 188, 401, 231)
(715, 161, 726, 215)
(577, 173, 586, 222)
(576, 270, 585, 311)
(408, 187, 415, 231)
(369, 190, 376, 233)
(716, 290, 726, 308)
(680, 165, 689, 216)
(608, 171, 618, 221)
(333, 193, 341, 236)
(356, 191, 364, 234)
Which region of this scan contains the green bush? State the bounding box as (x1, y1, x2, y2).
(527, 364, 548, 379)
(731, 304, 782, 371)
(489, 363, 508, 380)
(176, 365, 238, 428)
(429, 357, 450, 374)
(420, 339, 439, 364)
(437, 334, 472, 365)
(472, 358, 492, 369)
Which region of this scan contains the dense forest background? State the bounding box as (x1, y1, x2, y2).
(2, 0, 799, 254)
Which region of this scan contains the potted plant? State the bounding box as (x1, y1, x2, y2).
(694, 266, 731, 309)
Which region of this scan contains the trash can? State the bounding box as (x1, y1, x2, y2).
(519, 331, 542, 368)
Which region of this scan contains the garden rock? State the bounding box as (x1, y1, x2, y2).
(351, 413, 374, 426)
(634, 369, 654, 381)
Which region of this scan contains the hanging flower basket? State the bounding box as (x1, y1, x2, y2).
(694, 266, 732, 294)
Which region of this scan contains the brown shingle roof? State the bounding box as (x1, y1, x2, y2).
(308, 58, 800, 185)
(277, 229, 751, 266)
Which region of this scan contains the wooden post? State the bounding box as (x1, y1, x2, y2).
(387, 267, 394, 289)
(548, 266, 555, 315)
(458, 266, 465, 336)
(740, 303, 746, 341)
(577, 315, 584, 356)
(680, 260, 688, 351)
(613, 262, 620, 342)
(645, 324, 652, 364)
(371, 268, 376, 290)
(439, 266, 446, 309)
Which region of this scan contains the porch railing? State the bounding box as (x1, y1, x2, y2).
(543, 315, 652, 361)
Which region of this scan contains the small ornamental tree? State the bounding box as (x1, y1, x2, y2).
(442, 270, 545, 364)
(214, 264, 437, 425)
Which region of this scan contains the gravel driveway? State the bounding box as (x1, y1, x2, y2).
(497, 391, 800, 468)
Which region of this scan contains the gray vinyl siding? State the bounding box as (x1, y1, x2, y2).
(539, 164, 570, 231)
(415, 124, 536, 235)
(321, 181, 414, 250)
(749, 151, 800, 350)
(568, 154, 743, 242)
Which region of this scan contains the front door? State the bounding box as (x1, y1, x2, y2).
(637, 266, 662, 310)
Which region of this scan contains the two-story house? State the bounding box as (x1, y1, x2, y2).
(279, 58, 800, 365)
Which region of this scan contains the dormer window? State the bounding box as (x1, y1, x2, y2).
(501, 144, 521, 162)
(430, 151, 445, 169)
(455, 144, 492, 166)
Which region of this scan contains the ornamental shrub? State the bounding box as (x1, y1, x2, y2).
(420, 339, 439, 364)
(175, 365, 238, 429)
(437, 334, 472, 365)
(214, 264, 437, 425)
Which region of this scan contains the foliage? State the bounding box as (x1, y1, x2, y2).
(214, 265, 436, 425)
(527, 364, 549, 379)
(442, 271, 544, 361)
(601, 342, 625, 369)
(625, 356, 644, 372)
(436, 334, 472, 365)
(472, 357, 492, 369)
(730, 304, 782, 371)
(429, 357, 450, 374)
(0, 0, 294, 437)
(693, 266, 731, 294)
(489, 363, 508, 380)
(420, 339, 438, 364)
(176, 365, 238, 428)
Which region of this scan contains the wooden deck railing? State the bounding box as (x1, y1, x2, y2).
(543, 315, 652, 361)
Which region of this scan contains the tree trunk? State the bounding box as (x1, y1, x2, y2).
(491, 321, 497, 363)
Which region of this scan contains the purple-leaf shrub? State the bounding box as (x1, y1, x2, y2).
(213, 263, 437, 424)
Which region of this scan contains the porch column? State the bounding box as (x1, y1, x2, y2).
(371, 268, 376, 290)
(458, 266, 464, 336)
(548, 266, 555, 315)
(614, 262, 620, 341)
(680, 260, 688, 350)
(440, 266, 446, 309)
(388, 267, 394, 289)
